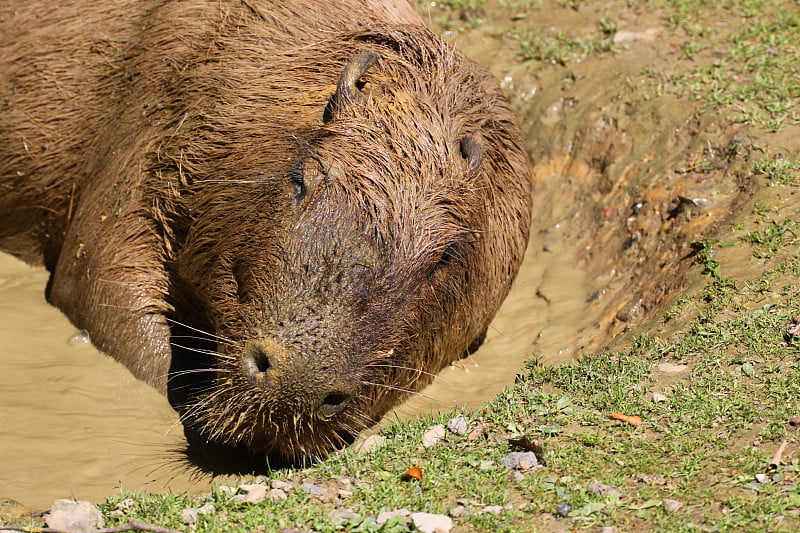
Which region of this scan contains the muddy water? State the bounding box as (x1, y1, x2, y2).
(0, 253, 195, 508)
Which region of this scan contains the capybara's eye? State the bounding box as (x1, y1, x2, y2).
(430, 241, 461, 279)
(459, 134, 483, 178)
(232, 262, 251, 303)
(289, 161, 306, 204)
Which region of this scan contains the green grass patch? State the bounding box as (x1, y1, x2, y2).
(754, 157, 800, 186)
(637, 0, 800, 131)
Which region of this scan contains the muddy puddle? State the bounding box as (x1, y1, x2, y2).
(0, 252, 197, 508)
(1, 0, 762, 511)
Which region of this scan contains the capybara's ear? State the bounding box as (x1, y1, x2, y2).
(323, 52, 379, 123)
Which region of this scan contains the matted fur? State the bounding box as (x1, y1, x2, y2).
(0, 0, 532, 459)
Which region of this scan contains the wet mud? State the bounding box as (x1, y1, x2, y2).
(0, 0, 774, 509)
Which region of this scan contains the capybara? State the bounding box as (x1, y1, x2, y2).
(0, 0, 532, 459)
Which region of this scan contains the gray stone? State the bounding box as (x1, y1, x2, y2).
(587, 482, 621, 498)
(198, 503, 216, 515)
(354, 434, 388, 453)
(376, 509, 409, 524)
(180, 508, 199, 525)
(446, 416, 469, 436)
(46, 499, 104, 532)
(449, 505, 466, 518)
(499, 451, 539, 470)
(410, 512, 453, 533)
(269, 488, 288, 502)
(663, 499, 684, 513)
(240, 483, 268, 504)
(422, 425, 446, 448)
(300, 482, 327, 496)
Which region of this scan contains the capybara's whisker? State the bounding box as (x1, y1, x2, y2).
(360, 380, 432, 400)
(165, 318, 235, 346)
(164, 368, 229, 381)
(168, 342, 227, 359)
(364, 363, 446, 382)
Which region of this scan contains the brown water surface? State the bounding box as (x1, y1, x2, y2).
(0, 253, 195, 508)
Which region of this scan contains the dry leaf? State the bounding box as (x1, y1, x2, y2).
(610, 412, 642, 427)
(467, 421, 485, 441)
(401, 466, 423, 482)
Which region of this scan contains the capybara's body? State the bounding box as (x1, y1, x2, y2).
(0, 0, 532, 458)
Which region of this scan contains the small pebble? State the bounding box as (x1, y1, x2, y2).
(240, 483, 268, 504)
(198, 503, 216, 515)
(755, 473, 770, 483)
(656, 363, 689, 374)
(354, 434, 387, 453)
(500, 451, 539, 470)
(449, 504, 466, 518)
(271, 480, 293, 491)
(376, 509, 409, 524)
(269, 488, 288, 502)
(180, 508, 199, 526)
(587, 481, 622, 498)
(114, 498, 135, 511)
(663, 499, 684, 513)
(300, 482, 327, 496)
(483, 505, 503, 514)
(512, 471, 525, 482)
(652, 393, 667, 402)
(557, 503, 571, 518)
(446, 416, 469, 435)
(410, 512, 452, 533)
(422, 425, 446, 448)
(46, 500, 105, 532)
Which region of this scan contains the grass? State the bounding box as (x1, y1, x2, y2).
(754, 157, 800, 187)
(634, 0, 800, 131)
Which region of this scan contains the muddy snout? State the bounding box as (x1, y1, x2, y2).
(240, 338, 357, 420)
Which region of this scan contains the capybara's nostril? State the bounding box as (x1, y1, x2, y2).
(318, 391, 351, 419)
(242, 345, 271, 378)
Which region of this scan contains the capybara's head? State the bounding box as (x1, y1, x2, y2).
(168, 29, 531, 459)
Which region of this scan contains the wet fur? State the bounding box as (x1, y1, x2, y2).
(0, 1, 532, 459)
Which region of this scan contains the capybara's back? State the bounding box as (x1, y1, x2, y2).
(0, 1, 532, 459)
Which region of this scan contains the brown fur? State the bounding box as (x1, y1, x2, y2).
(0, 0, 532, 458)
